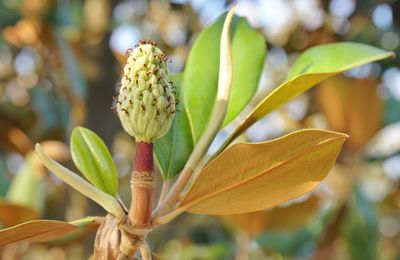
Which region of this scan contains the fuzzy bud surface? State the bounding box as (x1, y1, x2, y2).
(115, 40, 176, 142)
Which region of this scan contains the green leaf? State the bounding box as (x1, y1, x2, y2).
(155, 74, 194, 180)
(342, 187, 378, 260)
(183, 13, 266, 142)
(0, 156, 9, 197)
(70, 127, 117, 196)
(286, 42, 391, 80)
(6, 154, 45, 213)
(224, 18, 266, 125)
(219, 43, 393, 151)
(36, 144, 123, 218)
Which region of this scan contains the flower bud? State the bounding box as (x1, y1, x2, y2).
(115, 40, 176, 142)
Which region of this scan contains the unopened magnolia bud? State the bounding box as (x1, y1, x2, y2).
(115, 40, 176, 142)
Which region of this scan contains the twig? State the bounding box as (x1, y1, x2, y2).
(157, 180, 171, 207)
(140, 241, 152, 260)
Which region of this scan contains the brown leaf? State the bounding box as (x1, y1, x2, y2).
(177, 129, 347, 215)
(0, 201, 39, 227)
(222, 211, 268, 237)
(316, 76, 382, 150)
(264, 195, 320, 231)
(222, 196, 320, 237)
(0, 218, 98, 246)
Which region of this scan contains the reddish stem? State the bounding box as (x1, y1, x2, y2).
(128, 142, 155, 228)
(134, 142, 154, 172)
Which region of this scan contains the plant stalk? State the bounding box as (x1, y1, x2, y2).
(125, 142, 155, 257)
(129, 142, 154, 227)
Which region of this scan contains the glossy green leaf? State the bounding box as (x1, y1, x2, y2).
(183, 13, 266, 142)
(155, 74, 194, 180)
(225, 17, 266, 125)
(71, 127, 117, 196)
(0, 217, 98, 246)
(219, 43, 393, 151)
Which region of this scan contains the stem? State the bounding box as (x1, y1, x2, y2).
(152, 167, 192, 217)
(157, 180, 171, 207)
(235, 231, 250, 260)
(116, 193, 128, 213)
(139, 242, 152, 260)
(153, 5, 236, 219)
(128, 142, 155, 227)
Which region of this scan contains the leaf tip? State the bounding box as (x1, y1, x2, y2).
(34, 143, 44, 158)
(335, 132, 350, 139)
(72, 126, 84, 136)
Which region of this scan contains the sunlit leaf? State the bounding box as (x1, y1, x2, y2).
(0, 217, 98, 246)
(154, 74, 194, 180)
(71, 127, 118, 196)
(183, 13, 266, 142)
(317, 76, 382, 150)
(177, 129, 346, 215)
(220, 43, 392, 152)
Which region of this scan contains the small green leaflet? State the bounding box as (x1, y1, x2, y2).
(70, 127, 118, 196)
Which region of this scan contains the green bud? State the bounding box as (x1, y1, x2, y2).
(115, 40, 176, 142)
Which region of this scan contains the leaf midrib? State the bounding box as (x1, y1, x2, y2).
(0, 222, 75, 246)
(78, 129, 110, 194)
(178, 135, 345, 211)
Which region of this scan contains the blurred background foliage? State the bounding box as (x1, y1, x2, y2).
(0, 0, 399, 259)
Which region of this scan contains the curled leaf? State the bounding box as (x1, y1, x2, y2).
(152, 6, 236, 218)
(184, 6, 235, 170)
(183, 12, 265, 142)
